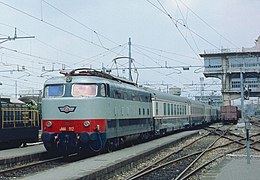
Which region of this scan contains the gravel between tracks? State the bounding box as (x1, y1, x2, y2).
(109, 122, 260, 180)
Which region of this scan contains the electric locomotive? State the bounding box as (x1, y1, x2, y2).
(41, 68, 153, 153)
(41, 68, 219, 154)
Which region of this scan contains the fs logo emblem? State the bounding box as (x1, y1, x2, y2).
(58, 105, 76, 113)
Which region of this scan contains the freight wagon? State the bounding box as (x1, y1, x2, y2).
(220, 105, 241, 124)
(0, 97, 39, 149)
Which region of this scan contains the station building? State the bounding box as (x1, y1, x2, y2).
(200, 36, 260, 105)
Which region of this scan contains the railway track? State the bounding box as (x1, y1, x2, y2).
(0, 153, 85, 179)
(2, 122, 260, 179)
(0, 156, 64, 179)
(125, 124, 229, 179)
(121, 124, 260, 180)
(125, 133, 211, 180)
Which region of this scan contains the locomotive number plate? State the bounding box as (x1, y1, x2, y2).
(69, 127, 74, 131)
(60, 127, 66, 131)
(59, 127, 75, 131)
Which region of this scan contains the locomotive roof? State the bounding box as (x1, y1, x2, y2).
(60, 68, 136, 85)
(45, 68, 149, 92)
(45, 74, 150, 94)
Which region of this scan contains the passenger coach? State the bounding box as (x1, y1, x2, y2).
(148, 89, 218, 134)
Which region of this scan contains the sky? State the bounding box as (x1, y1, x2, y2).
(0, 0, 259, 98)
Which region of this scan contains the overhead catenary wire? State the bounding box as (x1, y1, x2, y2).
(133, 44, 199, 66)
(134, 44, 202, 61)
(0, 46, 64, 66)
(178, 0, 239, 48)
(0, 1, 123, 55)
(41, 0, 121, 47)
(0, 1, 225, 97)
(175, 0, 201, 53)
(0, 2, 126, 69)
(0, 28, 127, 75)
(0, 23, 126, 69)
(0, 1, 203, 69)
(149, 0, 203, 62)
(145, 0, 258, 97)
(146, 0, 221, 52)
(75, 43, 128, 67)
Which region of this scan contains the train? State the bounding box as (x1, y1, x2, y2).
(0, 96, 39, 149)
(220, 105, 241, 124)
(41, 68, 219, 154)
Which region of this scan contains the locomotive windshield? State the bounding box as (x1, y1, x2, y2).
(72, 84, 97, 97)
(44, 84, 64, 97)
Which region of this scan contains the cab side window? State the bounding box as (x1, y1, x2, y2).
(100, 84, 106, 96)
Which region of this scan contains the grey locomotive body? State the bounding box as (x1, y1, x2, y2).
(41, 68, 219, 154)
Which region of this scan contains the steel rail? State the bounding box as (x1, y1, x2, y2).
(127, 151, 200, 180)
(126, 133, 209, 180)
(181, 139, 260, 179)
(180, 146, 245, 179)
(0, 153, 78, 176)
(0, 156, 64, 175)
(177, 128, 260, 179)
(127, 125, 259, 180)
(175, 126, 233, 180)
(175, 135, 223, 180)
(204, 126, 260, 151)
(128, 134, 246, 180)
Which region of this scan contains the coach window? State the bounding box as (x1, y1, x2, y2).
(163, 103, 166, 115)
(44, 84, 64, 97)
(72, 84, 97, 97)
(155, 102, 159, 115)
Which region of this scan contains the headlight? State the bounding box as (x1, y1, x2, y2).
(46, 121, 52, 127)
(84, 121, 90, 127)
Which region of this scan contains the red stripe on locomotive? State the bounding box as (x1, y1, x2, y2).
(42, 119, 106, 133)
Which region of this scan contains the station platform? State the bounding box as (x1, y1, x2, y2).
(0, 143, 45, 170)
(18, 130, 197, 180)
(202, 155, 260, 180)
(0, 143, 45, 161)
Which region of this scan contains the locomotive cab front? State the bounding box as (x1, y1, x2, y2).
(41, 75, 109, 154)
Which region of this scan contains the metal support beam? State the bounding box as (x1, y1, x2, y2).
(128, 37, 132, 81)
(240, 69, 250, 164)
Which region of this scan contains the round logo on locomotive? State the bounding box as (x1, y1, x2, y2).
(58, 105, 77, 113)
(64, 105, 70, 113)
